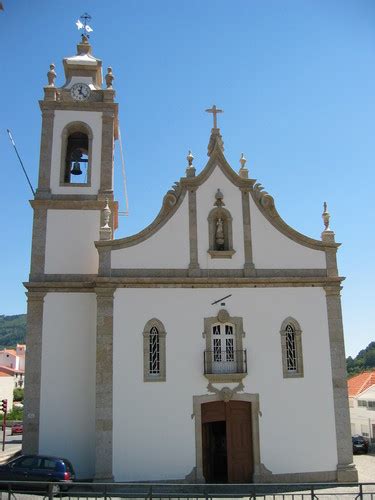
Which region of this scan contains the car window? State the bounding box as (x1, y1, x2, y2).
(14, 457, 36, 469)
(41, 459, 59, 471)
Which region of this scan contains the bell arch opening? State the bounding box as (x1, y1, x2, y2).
(60, 122, 93, 186)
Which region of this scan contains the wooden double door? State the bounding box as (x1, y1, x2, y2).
(201, 400, 253, 483)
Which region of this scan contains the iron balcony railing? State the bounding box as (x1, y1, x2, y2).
(0, 480, 374, 500)
(204, 349, 247, 375)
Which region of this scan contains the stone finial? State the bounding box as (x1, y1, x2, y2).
(207, 128, 224, 156)
(206, 105, 224, 156)
(100, 198, 112, 240)
(239, 152, 249, 179)
(321, 201, 336, 242)
(186, 150, 195, 177)
(187, 150, 193, 166)
(47, 64, 56, 87)
(322, 202, 330, 231)
(77, 34, 92, 55)
(214, 188, 225, 207)
(105, 67, 114, 89)
(186, 150, 196, 178)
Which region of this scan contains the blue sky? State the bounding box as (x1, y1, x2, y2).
(1, 0, 374, 357)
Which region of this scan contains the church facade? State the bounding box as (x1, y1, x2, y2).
(23, 37, 357, 483)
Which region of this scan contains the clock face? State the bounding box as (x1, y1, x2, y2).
(70, 83, 91, 101)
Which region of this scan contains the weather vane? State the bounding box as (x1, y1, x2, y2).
(76, 13, 93, 38)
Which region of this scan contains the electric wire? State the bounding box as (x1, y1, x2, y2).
(117, 123, 129, 216)
(6, 129, 36, 196)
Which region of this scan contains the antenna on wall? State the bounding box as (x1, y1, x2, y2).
(6, 129, 36, 196)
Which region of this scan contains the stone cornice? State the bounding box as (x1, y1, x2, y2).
(39, 100, 118, 114)
(24, 275, 344, 292)
(31, 199, 118, 211)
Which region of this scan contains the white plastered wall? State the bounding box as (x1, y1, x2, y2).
(250, 197, 326, 268)
(350, 386, 375, 439)
(39, 293, 96, 479)
(0, 376, 15, 407)
(45, 210, 100, 274)
(113, 286, 337, 481)
(196, 166, 245, 269)
(50, 110, 102, 195)
(111, 196, 190, 268)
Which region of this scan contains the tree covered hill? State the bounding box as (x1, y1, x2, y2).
(347, 342, 375, 377)
(0, 314, 26, 349)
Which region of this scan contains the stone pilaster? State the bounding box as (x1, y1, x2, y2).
(94, 287, 115, 480)
(325, 285, 358, 482)
(241, 188, 255, 276)
(36, 109, 54, 198)
(188, 188, 200, 277)
(322, 231, 338, 278)
(29, 207, 48, 280)
(22, 291, 46, 454)
(99, 111, 115, 199)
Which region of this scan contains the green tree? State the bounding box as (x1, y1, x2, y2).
(13, 388, 24, 402)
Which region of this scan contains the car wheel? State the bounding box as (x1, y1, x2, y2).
(51, 484, 60, 495)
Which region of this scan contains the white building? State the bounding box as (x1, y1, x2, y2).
(23, 35, 357, 483)
(0, 345, 26, 388)
(0, 369, 15, 410)
(348, 371, 375, 440)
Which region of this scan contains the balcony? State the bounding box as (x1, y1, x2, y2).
(203, 349, 247, 383)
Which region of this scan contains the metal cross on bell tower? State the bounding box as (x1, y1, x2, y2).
(206, 105, 223, 129)
(76, 12, 94, 39)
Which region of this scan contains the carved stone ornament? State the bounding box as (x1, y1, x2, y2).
(217, 308, 229, 323)
(105, 67, 114, 89)
(207, 128, 224, 156)
(47, 63, 56, 86)
(102, 198, 111, 228)
(99, 198, 112, 241)
(215, 218, 225, 248)
(214, 188, 225, 207)
(322, 201, 331, 231)
(239, 153, 249, 179)
(186, 150, 196, 178)
(162, 181, 181, 212)
(253, 182, 274, 209)
(207, 382, 245, 402)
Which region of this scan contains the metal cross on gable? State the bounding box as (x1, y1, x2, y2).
(206, 105, 223, 129)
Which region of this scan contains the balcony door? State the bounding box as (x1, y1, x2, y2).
(212, 322, 236, 374)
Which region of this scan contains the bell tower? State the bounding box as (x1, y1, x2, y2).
(23, 33, 118, 462)
(30, 34, 118, 279)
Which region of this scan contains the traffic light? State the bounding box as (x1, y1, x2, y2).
(1, 400, 7, 413)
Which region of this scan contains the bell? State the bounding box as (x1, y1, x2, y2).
(71, 161, 82, 176)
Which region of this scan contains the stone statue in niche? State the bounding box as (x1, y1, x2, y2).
(215, 218, 225, 250)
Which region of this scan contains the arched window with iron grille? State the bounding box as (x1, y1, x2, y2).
(280, 318, 304, 378)
(142, 319, 166, 382)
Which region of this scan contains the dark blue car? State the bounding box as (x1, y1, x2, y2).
(0, 454, 75, 491)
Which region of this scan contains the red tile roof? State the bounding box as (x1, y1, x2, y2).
(348, 370, 375, 397)
(0, 368, 14, 378)
(0, 366, 24, 375)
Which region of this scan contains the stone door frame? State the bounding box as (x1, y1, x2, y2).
(192, 392, 264, 482)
